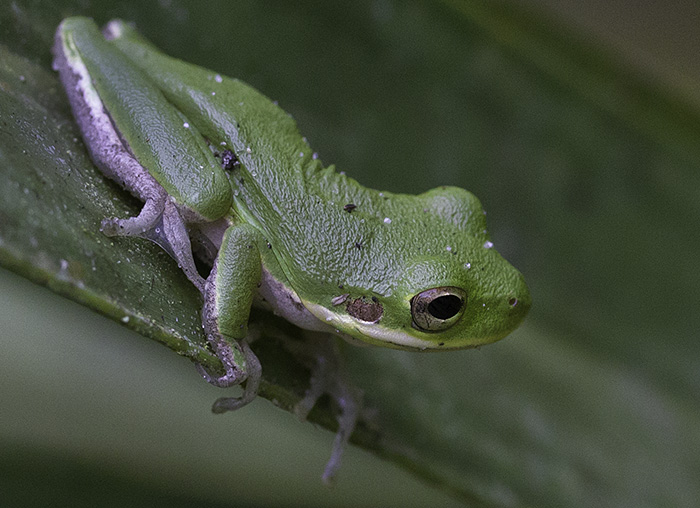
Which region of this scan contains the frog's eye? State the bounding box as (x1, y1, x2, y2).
(411, 287, 467, 332)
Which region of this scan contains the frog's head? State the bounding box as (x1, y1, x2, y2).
(375, 250, 531, 350)
(323, 252, 530, 351)
(305, 186, 531, 351)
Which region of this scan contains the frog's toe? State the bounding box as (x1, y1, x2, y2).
(100, 195, 165, 237)
(289, 335, 362, 483)
(210, 388, 257, 413)
(322, 385, 361, 484)
(197, 339, 261, 412)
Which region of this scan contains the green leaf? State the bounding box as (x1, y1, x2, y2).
(1, 1, 699, 506)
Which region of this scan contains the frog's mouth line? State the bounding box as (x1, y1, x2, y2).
(302, 300, 438, 351)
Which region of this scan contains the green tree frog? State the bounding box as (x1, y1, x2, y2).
(53, 17, 530, 481)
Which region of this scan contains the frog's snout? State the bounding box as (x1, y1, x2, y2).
(504, 276, 531, 330)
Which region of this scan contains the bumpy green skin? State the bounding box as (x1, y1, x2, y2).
(107, 23, 530, 350)
(57, 17, 530, 354)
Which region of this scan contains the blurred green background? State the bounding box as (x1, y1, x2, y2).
(1, 1, 699, 507)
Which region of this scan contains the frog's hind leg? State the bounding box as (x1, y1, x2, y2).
(63, 55, 205, 290)
(56, 34, 169, 242)
(101, 174, 205, 292)
(88, 124, 205, 291)
(94, 134, 167, 236)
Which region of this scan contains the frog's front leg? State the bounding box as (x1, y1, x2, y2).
(284, 333, 363, 484)
(196, 223, 264, 411)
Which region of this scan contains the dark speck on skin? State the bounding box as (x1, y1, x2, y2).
(344, 203, 357, 212)
(219, 149, 240, 171)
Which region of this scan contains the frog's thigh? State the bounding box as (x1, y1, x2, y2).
(203, 223, 263, 342)
(54, 36, 168, 236)
(82, 92, 169, 238)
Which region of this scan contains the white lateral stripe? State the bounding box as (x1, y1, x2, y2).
(62, 34, 122, 152)
(303, 300, 436, 350)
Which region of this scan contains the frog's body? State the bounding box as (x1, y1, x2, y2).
(53, 17, 530, 481)
(102, 23, 528, 350)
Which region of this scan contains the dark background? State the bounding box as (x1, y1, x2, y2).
(1, 1, 698, 506)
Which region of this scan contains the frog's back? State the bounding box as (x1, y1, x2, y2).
(110, 36, 486, 294)
(111, 30, 311, 194)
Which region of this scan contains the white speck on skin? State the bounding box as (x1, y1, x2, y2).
(483, 241, 494, 249)
(464, 262, 471, 269)
(383, 217, 392, 224)
(183, 122, 190, 128)
(299, 152, 304, 157)
(446, 246, 452, 252)
(214, 74, 223, 83)
(331, 294, 349, 306)
(312, 152, 319, 159)
(121, 316, 130, 323)
(246, 147, 252, 153)
(211, 91, 216, 96)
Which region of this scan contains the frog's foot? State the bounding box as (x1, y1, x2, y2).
(290, 334, 362, 484)
(196, 321, 262, 412)
(103, 198, 205, 292)
(100, 191, 165, 238)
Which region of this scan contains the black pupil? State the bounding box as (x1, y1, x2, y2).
(427, 295, 462, 320)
